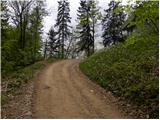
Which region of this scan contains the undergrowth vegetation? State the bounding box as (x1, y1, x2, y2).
(80, 1, 158, 118)
(1, 58, 57, 105)
(80, 33, 158, 118)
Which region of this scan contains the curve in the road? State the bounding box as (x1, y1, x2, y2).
(33, 60, 128, 119)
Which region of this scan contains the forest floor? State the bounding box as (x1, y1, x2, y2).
(2, 59, 141, 119)
(1, 81, 33, 118)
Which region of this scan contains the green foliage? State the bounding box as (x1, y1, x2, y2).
(1, 1, 48, 74)
(80, 30, 158, 118)
(1, 35, 19, 73)
(124, 1, 159, 34)
(134, 1, 158, 32)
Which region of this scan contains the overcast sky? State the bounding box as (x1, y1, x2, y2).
(43, 0, 109, 33)
(42, 0, 129, 49)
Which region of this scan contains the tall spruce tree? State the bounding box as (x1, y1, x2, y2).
(48, 27, 60, 57)
(102, 1, 126, 47)
(76, 0, 93, 57)
(88, 0, 101, 54)
(55, 0, 71, 58)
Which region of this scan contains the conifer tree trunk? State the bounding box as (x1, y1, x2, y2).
(92, 19, 95, 54)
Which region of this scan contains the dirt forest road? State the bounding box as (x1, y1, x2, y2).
(33, 60, 128, 119)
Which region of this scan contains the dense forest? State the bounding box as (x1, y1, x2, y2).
(1, 0, 159, 119)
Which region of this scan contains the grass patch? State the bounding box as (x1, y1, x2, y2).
(80, 36, 158, 118)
